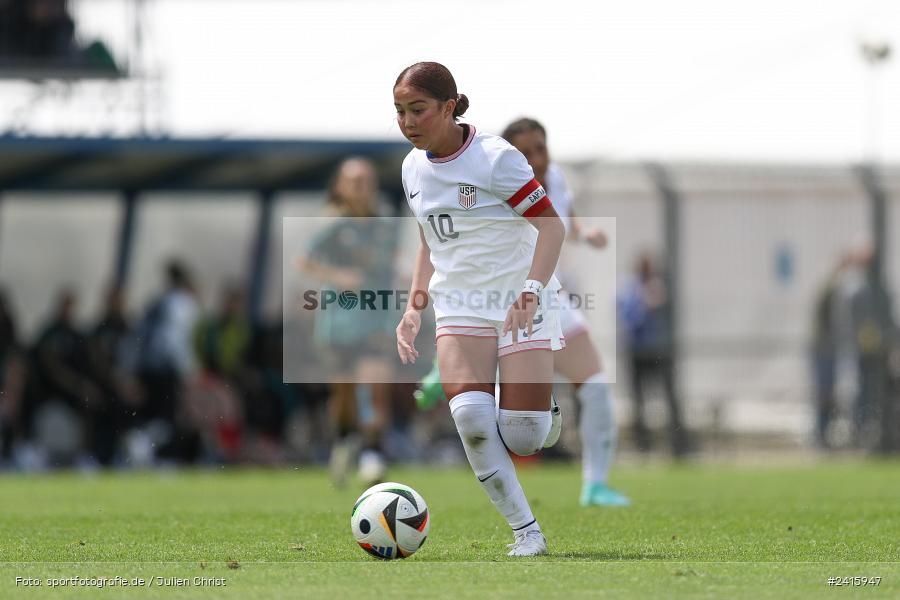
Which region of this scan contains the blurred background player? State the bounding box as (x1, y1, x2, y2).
(415, 117, 630, 507)
(394, 62, 566, 556)
(299, 157, 398, 487)
(502, 117, 629, 506)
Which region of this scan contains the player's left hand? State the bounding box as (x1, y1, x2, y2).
(503, 292, 539, 344)
(584, 228, 607, 249)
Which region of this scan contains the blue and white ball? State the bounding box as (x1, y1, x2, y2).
(350, 482, 430, 560)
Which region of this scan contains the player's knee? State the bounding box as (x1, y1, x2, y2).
(451, 405, 490, 444)
(498, 409, 551, 456)
(448, 390, 495, 444)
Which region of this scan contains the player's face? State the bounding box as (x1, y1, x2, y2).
(509, 129, 550, 184)
(394, 84, 450, 151)
(334, 159, 377, 215)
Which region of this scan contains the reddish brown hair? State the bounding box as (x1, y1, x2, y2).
(394, 62, 469, 120)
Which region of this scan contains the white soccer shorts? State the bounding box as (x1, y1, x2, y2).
(435, 299, 565, 358)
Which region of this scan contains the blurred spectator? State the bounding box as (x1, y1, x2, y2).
(299, 157, 399, 485)
(809, 243, 900, 451)
(618, 252, 689, 457)
(31, 290, 93, 404)
(836, 244, 897, 448)
(134, 260, 200, 461)
(27, 289, 98, 465)
(0, 288, 25, 463)
(810, 254, 850, 449)
(86, 285, 141, 465)
(186, 284, 252, 462)
(194, 284, 251, 378)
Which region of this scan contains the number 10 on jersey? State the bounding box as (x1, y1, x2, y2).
(427, 214, 458, 243)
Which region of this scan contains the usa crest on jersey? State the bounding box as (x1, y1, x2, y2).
(458, 184, 477, 210)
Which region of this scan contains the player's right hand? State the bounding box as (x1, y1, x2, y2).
(503, 291, 539, 344)
(584, 228, 608, 249)
(396, 310, 421, 364)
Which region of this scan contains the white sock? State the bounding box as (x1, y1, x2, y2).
(449, 391, 539, 532)
(577, 372, 616, 485)
(497, 409, 551, 457)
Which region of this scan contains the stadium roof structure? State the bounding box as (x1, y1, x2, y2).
(0, 134, 412, 320)
(0, 135, 410, 193)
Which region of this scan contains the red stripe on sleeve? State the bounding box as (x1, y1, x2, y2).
(506, 178, 541, 209)
(522, 196, 552, 219)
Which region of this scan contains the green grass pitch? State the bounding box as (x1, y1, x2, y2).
(1, 460, 898, 598)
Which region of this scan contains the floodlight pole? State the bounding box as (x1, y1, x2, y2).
(861, 41, 891, 164)
(856, 165, 897, 453)
(857, 40, 896, 453)
(859, 40, 891, 282)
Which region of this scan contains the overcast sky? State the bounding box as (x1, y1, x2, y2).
(44, 0, 900, 162)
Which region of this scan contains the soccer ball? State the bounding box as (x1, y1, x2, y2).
(350, 482, 430, 559)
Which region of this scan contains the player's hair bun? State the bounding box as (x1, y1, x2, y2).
(453, 93, 469, 119)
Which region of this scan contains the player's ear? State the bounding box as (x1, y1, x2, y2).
(444, 98, 456, 118)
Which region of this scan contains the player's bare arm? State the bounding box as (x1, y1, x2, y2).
(396, 225, 434, 364)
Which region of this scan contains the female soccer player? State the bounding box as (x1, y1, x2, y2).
(394, 62, 566, 557)
(502, 118, 630, 507)
(413, 119, 631, 507)
(301, 158, 397, 487)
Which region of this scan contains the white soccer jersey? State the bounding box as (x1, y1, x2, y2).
(544, 163, 573, 234)
(402, 124, 561, 322)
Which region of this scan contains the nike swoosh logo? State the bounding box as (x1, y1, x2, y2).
(477, 469, 499, 482)
(410, 191, 421, 199)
